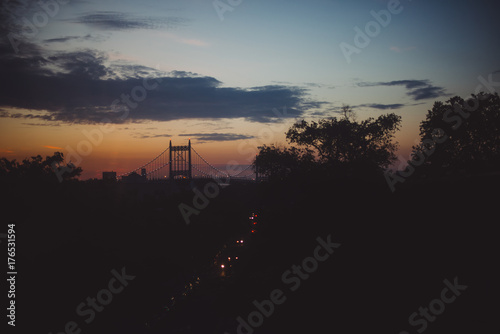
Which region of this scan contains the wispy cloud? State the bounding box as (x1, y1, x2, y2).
(311, 102, 407, 117)
(357, 79, 449, 101)
(179, 133, 255, 143)
(43, 145, 63, 150)
(70, 11, 190, 31)
(303, 82, 335, 89)
(134, 134, 171, 139)
(22, 123, 61, 127)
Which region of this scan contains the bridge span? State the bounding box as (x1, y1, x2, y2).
(110, 140, 261, 182)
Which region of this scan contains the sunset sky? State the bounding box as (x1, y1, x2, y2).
(1, 0, 499, 179)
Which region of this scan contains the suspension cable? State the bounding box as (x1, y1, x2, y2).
(118, 146, 170, 178)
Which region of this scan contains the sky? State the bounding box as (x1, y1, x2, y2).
(1, 0, 499, 179)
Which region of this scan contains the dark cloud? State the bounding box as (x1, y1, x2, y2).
(109, 64, 165, 80)
(357, 103, 406, 110)
(70, 11, 189, 31)
(0, 47, 317, 124)
(47, 50, 110, 80)
(407, 86, 449, 100)
(357, 80, 449, 101)
(169, 70, 201, 78)
(0, 3, 321, 126)
(44, 36, 82, 43)
(179, 133, 255, 143)
(43, 34, 104, 44)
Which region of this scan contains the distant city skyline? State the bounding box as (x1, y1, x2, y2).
(1, 0, 499, 179)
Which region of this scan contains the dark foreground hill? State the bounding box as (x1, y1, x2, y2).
(2, 173, 498, 333)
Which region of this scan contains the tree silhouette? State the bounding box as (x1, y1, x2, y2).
(412, 92, 500, 175)
(285, 113, 401, 174)
(0, 151, 82, 183)
(340, 104, 357, 121)
(253, 144, 314, 181)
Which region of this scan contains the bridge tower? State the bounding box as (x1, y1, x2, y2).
(169, 139, 192, 180)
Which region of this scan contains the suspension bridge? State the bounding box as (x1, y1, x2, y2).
(115, 140, 257, 182)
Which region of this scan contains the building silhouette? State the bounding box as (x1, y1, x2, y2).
(102, 171, 117, 181)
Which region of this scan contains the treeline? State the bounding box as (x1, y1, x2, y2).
(254, 92, 500, 190)
(0, 151, 81, 183)
(1, 92, 499, 189)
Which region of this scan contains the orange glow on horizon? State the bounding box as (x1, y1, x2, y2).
(0, 111, 424, 180)
(43, 145, 64, 150)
